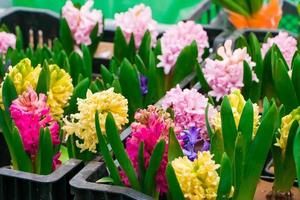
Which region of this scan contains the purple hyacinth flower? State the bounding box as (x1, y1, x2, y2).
(180, 126, 210, 161)
(139, 74, 148, 95)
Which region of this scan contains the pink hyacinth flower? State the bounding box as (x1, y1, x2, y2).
(162, 85, 216, 141)
(10, 88, 60, 167)
(115, 4, 158, 48)
(62, 0, 103, 45)
(0, 32, 16, 54)
(261, 31, 297, 68)
(157, 21, 209, 74)
(203, 40, 257, 100)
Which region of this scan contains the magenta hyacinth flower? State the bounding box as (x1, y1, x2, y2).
(10, 88, 60, 167)
(120, 106, 173, 194)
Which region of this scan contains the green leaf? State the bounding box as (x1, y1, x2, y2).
(196, 62, 211, 93)
(221, 96, 237, 160)
(81, 44, 92, 80)
(144, 51, 164, 106)
(293, 127, 300, 189)
(127, 34, 136, 63)
(262, 47, 276, 99)
(212, 0, 250, 16)
(96, 177, 114, 183)
(247, 33, 263, 102)
(242, 61, 252, 99)
(113, 27, 129, 64)
(15, 26, 23, 50)
(69, 51, 84, 85)
(249, 0, 263, 13)
(217, 153, 232, 200)
(237, 104, 278, 199)
(138, 31, 151, 68)
(11, 126, 32, 172)
(2, 76, 18, 113)
(138, 142, 146, 185)
(36, 128, 54, 175)
(168, 128, 183, 162)
(272, 59, 298, 113)
(235, 35, 248, 49)
(144, 140, 166, 195)
(233, 133, 246, 194)
(205, 105, 214, 140)
(88, 23, 101, 56)
(166, 164, 185, 200)
(119, 59, 143, 121)
(111, 79, 122, 94)
(292, 52, 300, 104)
(238, 100, 253, 145)
(211, 131, 224, 165)
(172, 41, 197, 86)
(100, 65, 113, 85)
(105, 113, 140, 190)
(135, 55, 148, 75)
(64, 78, 90, 115)
(59, 18, 74, 55)
(95, 111, 123, 185)
(0, 109, 16, 168)
(36, 60, 50, 94)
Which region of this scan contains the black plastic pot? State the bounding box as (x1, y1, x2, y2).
(0, 159, 83, 200)
(70, 161, 153, 200)
(0, 7, 59, 48)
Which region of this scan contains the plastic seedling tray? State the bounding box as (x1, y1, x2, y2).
(70, 161, 153, 200)
(0, 159, 83, 200)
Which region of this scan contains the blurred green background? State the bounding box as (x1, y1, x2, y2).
(2, 0, 203, 24)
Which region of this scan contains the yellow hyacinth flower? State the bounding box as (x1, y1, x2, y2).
(172, 151, 220, 200)
(62, 88, 128, 153)
(275, 106, 300, 154)
(0, 58, 41, 109)
(47, 64, 73, 120)
(213, 90, 260, 137)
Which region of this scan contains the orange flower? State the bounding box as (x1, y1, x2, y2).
(228, 0, 282, 29)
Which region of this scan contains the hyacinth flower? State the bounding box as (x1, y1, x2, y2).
(0, 58, 74, 120)
(170, 151, 220, 200)
(114, 4, 158, 49)
(60, 0, 103, 55)
(180, 127, 210, 160)
(199, 39, 259, 102)
(212, 0, 282, 29)
(62, 88, 128, 161)
(204, 90, 279, 200)
(162, 86, 215, 160)
(267, 106, 300, 198)
(0, 77, 62, 174)
(0, 31, 16, 55)
(96, 105, 184, 197)
(261, 32, 297, 68)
